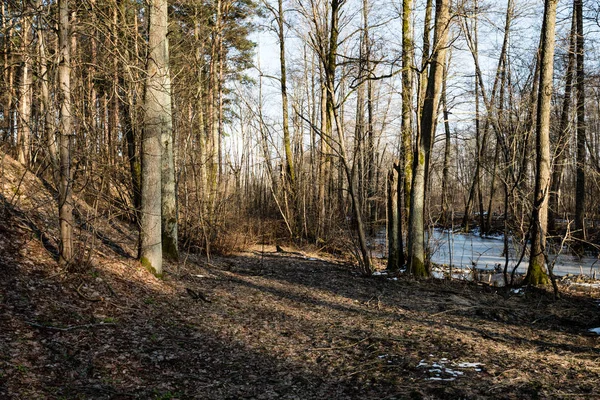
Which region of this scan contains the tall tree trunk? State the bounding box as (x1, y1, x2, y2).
(58, 0, 74, 267)
(141, 0, 172, 276)
(440, 50, 452, 226)
(36, 0, 57, 173)
(276, 0, 295, 193)
(17, 8, 31, 166)
(193, 9, 207, 215)
(407, 0, 449, 277)
(325, 0, 371, 273)
(549, 7, 576, 234)
(574, 0, 586, 242)
(161, 54, 177, 260)
(527, 0, 558, 285)
(400, 0, 414, 263)
(318, 75, 329, 239)
(416, 0, 432, 137)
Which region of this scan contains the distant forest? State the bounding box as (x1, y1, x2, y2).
(1, 0, 600, 285)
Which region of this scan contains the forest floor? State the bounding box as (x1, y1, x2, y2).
(2, 154, 600, 399)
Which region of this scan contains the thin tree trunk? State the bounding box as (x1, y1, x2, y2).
(440, 51, 452, 226)
(161, 39, 178, 260)
(387, 162, 400, 271)
(416, 0, 432, 137)
(36, 0, 57, 173)
(276, 0, 295, 191)
(549, 7, 576, 234)
(58, 0, 74, 267)
(17, 8, 31, 166)
(325, 0, 371, 273)
(574, 0, 586, 242)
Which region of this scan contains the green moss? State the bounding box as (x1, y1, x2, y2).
(133, 162, 141, 181)
(411, 256, 429, 278)
(161, 223, 179, 261)
(524, 260, 549, 286)
(141, 257, 162, 279)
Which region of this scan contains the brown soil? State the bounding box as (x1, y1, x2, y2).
(1, 155, 600, 399)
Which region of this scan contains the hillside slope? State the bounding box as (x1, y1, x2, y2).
(1, 154, 600, 399)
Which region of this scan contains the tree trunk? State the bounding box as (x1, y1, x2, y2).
(387, 162, 400, 271)
(325, 0, 371, 273)
(440, 52, 452, 226)
(549, 7, 576, 234)
(527, 0, 558, 286)
(58, 0, 74, 267)
(17, 8, 31, 166)
(140, 0, 172, 276)
(401, 0, 414, 220)
(36, 0, 57, 173)
(408, 0, 449, 277)
(574, 0, 586, 243)
(277, 0, 295, 192)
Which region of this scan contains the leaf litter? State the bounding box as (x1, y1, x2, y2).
(1, 155, 600, 399)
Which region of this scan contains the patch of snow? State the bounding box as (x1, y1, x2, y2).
(569, 282, 600, 289)
(510, 288, 524, 295)
(372, 271, 388, 276)
(457, 362, 484, 368)
(427, 377, 456, 381)
(588, 327, 600, 335)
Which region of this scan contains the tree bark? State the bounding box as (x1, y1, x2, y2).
(36, 0, 57, 173)
(387, 162, 400, 271)
(401, 0, 414, 221)
(58, 0, 74, 267)
(408, 0, 449, 277)
(440, 51, 452, 226)
(549, 7, 576, 234)
(574, 0, 586, 242)
(140, 0, 172, 276)
(527, 0, 558, 286)
(17, 7, 31, 166)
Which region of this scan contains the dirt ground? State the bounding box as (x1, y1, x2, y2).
(2, 219, 600, 399)
(1, 154, 600, 399)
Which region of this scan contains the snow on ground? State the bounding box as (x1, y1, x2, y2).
(417, 357, 485, 381)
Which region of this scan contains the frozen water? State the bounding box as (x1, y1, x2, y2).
(427, 230, 600, 277)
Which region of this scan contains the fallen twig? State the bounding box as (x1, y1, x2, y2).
(26, 321, 116, 331)
(77, 282, 103, 302)
(309, 337, 369, 351)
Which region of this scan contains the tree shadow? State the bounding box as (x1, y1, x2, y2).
(0, 192, 59, 259)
